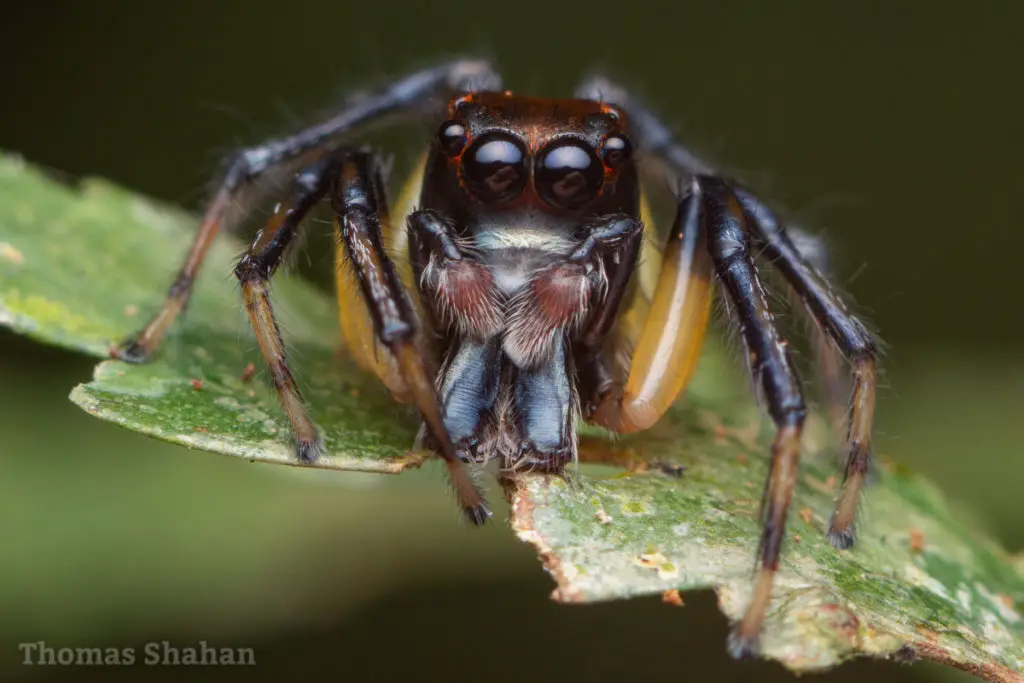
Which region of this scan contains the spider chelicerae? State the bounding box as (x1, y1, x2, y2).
(112, 59, 879, 656)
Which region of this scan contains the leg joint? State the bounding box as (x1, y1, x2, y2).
(233, 256, 267, 284)
(379, 321, 416, 346)
(222, 143, 286, 191)
(168, 271, 194, 298)
(774, 403, 807, 430)
(569, 215, 643, 262)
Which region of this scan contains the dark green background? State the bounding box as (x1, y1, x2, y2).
(1, 2, 1021, 681)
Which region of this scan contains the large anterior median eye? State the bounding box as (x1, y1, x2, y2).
(536, 140, 604, 209)
(462, 134, 528, 203)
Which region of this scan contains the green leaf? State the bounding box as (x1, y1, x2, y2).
(0, 151, 420, 473)
(2, 150, 1022, 680)
(513, 410, 1024, 679)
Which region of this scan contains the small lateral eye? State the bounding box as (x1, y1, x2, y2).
(602, 134, 633, 169)
(438, 120, 468, 156)
(536, 140, 604, 210)
(462, 134, 528, 203)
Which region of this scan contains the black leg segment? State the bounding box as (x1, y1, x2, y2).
(734, 190, 879, 549)
(331, 152, 492, 525)
(701, 176, 807, 658)
(234, 153, 341, 461)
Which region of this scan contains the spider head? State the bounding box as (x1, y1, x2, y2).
(422, 92, 639, 221)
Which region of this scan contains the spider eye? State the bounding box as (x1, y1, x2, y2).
(438, 120, 468, 156)
(602, 134, 633, 169)
(462, 134, 528, 203)
(536, 140, 603, 210)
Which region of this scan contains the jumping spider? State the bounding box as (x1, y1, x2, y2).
(112, 59, 878, 657)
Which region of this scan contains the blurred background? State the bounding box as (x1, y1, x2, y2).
(1, 2, 1022, 681)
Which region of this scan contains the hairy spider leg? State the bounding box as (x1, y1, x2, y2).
(234, 156, 336, 461)
(574, 74, 873, 446)
(332, 156, 429, 405)
(579, 77, 879, 545)
(333, 164, 409, 403)
(701, 177, 808, 658)
(576, 75, 878, 652)
(234, 147, 490, 523)
(113, 59, 500, 362)
(735, 191, 878, 549)
(784, 227, 850, 432)
(331, 152, 491, 524)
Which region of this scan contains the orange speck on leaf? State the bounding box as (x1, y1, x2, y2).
(240, 363, 256, 382)
(909, 528, 925, 553)
(190, 379, 203, 390)
(662, 590, 685, 607)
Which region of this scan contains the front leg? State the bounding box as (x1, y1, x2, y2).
(408, 210, 504, 461)
(334, 156, 491, 525)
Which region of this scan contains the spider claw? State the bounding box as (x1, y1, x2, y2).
(827, 517, 857, 550)
(651, 460, 687, 478)
(111, 339, 151, 364)
(295, 437, 325, 464)
(462, 503, 492, 527)
(726, 627, 760, 660)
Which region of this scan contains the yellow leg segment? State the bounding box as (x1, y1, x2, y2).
(590, 190, 715, 434)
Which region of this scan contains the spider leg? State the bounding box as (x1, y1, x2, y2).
(333, 153, 491, 525)
(702, 177, 807, 659)
(579, 186, 714, 433)
(734, 191, 877, 549)
(113, 58, 500, 362)
(785, 228, 849, 432)
(233, 154, 340, 461)
(335, 166, 413, 403)
(577, 76, 878, 547)
(574, 76, 715, 178)
(407, 209, 505, 460)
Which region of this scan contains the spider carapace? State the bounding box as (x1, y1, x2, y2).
(113, 59, 879, 657)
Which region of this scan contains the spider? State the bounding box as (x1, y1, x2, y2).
(112, 59, 878, 657)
